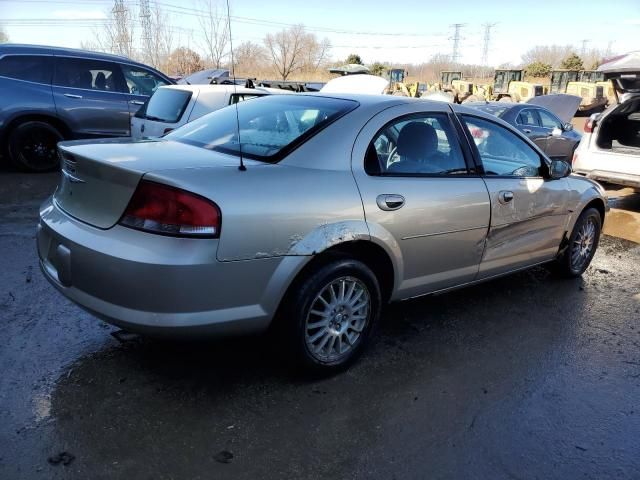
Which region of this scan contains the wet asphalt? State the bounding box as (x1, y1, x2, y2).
(1, 170, 639, 480)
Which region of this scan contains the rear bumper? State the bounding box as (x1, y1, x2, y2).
(37, 196, 304, 337)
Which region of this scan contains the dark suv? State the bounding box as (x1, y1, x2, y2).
(0, 44, 174, 172)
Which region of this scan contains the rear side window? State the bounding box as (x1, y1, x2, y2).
(166, 95, 357, 162)
(365, 113, 467, 175)
(516, 109, 539, 127)
(0, 55, 53, 84)
(54, 57, 122, 92)
(144, 88, 192, 123)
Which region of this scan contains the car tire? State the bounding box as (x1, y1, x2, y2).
(280, 258, 382, 373)
(552, 207, 601, 278)
(7, 121, 63, 172)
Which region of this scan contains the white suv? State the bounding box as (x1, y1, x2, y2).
(130, 84, 289, 139)
(573, 52, 640, 190)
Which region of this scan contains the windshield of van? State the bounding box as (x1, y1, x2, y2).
(166, 95, 358, 162)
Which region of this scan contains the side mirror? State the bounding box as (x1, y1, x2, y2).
(549, 159, 571, 179)
(551, 127, 563, 137)
(562, 122, 573, 132)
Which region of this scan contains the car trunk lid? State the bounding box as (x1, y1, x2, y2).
(598, 52, 640, 99)
(53, 138, 247, 229)
(526, 94, 581, 124)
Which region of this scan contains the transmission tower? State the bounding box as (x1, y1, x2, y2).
(580, 39, 589, 57)
(139, 0, 153, 65)
(449, 23, 465, 64)
(480, 23, 497, 73)
(112, 0, 131, 57)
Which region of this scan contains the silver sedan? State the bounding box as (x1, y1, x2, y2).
(38, 94, 608, 372)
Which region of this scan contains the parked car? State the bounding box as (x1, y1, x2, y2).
(177, 69, 230, 85)
(131, 84, 288, 140)
(466, 94, 582, 163)
(38, 94, 607, 372)
(573, 52, 640, 190)
(0, 44, 174, 172)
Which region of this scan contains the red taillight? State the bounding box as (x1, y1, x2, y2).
(119, 181, 221, 238)
(584, 118, 593, 133)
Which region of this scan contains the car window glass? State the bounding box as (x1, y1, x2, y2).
(366, 114, 467, 175)
(121, 65, 170, 96)
(0, 55, 53, 84)
(167, 95, 357, 162)
(54, 57, 121, 92)
(516, 109, 539, 126)
(229, 93, 264, 104)
(538, 110, 561, 129)
(144, 88, 192, 123)
(462, 115, 542, 177)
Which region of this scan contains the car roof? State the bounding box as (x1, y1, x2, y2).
(0, 43, 167, 73)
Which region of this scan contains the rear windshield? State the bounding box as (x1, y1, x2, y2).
(470, 104, 508, 118)
(166, 95, 358, 162)
(144, 88, 193, 123)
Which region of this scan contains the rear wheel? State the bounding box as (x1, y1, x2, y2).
(552, 207, 601, 277)
(281, 258, 381, 373)
(7, 121, 63, 172)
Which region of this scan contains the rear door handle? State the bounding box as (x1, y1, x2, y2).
(63, 93, 83, 99)
(129, 100, 145, 105)
(498, 191, 514, 204)
(522, 129, 532, 134)
(376, 194, 405, 211)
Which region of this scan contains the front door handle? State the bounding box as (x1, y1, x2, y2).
(498, 191, 514, 204)
(63, 93, 83, 99)
(522, 128, 532, 134)
(129, 100, 145, 105)
(376, 194, 405, 211)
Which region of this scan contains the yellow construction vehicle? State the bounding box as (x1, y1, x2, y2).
(492, 69, 545, 102)
(579, 70, 616, 106)
(550, 70, 579, 94)
(384, 68, 421, 97)
(438, 71, 475, 102)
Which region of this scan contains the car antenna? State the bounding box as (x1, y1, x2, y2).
(225, 0, 246, 171)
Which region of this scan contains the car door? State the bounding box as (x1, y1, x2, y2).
(537, 108, 574, 161)
(459, 114, 571, 279)
(52, 56, 131, 138)
(352, 103, 491, 299)
(514, 108, 548, 148)
(120, 63, 171, 118)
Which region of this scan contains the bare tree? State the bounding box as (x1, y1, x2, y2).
(264, 25, 330, 80)
(520, 45, 574, 68)
(233, 41, 267, 75)
(166, 47, 203, 76)
(0, 26, 9, 43)
(199, 0, 229, 68)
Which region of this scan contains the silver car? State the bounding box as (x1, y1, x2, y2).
(38, 94, 608, 372)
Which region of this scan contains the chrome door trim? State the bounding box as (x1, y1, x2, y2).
(401, 224, 488, 240)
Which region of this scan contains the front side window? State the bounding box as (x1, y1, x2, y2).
(0, 55, 53, 84)
(366, 113, 467, 175)
(462, 115, 542, 177)
(54, 57, 122, 92)
(166, 95, 357, 162)
(121, 65, 170, 96)
(538, 110, 562, 129)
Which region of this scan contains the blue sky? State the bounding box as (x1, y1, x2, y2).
(1, 0, 639, 65)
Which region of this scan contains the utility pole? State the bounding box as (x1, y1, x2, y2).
(449, 23, 465, 65)
(480, 23, 497, 79)
(580, 39, 589, 58)
(139, 0, 153, 66)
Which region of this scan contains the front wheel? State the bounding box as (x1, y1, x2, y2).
(281, 258, 381, 373)
(552, 207, 602, 277)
